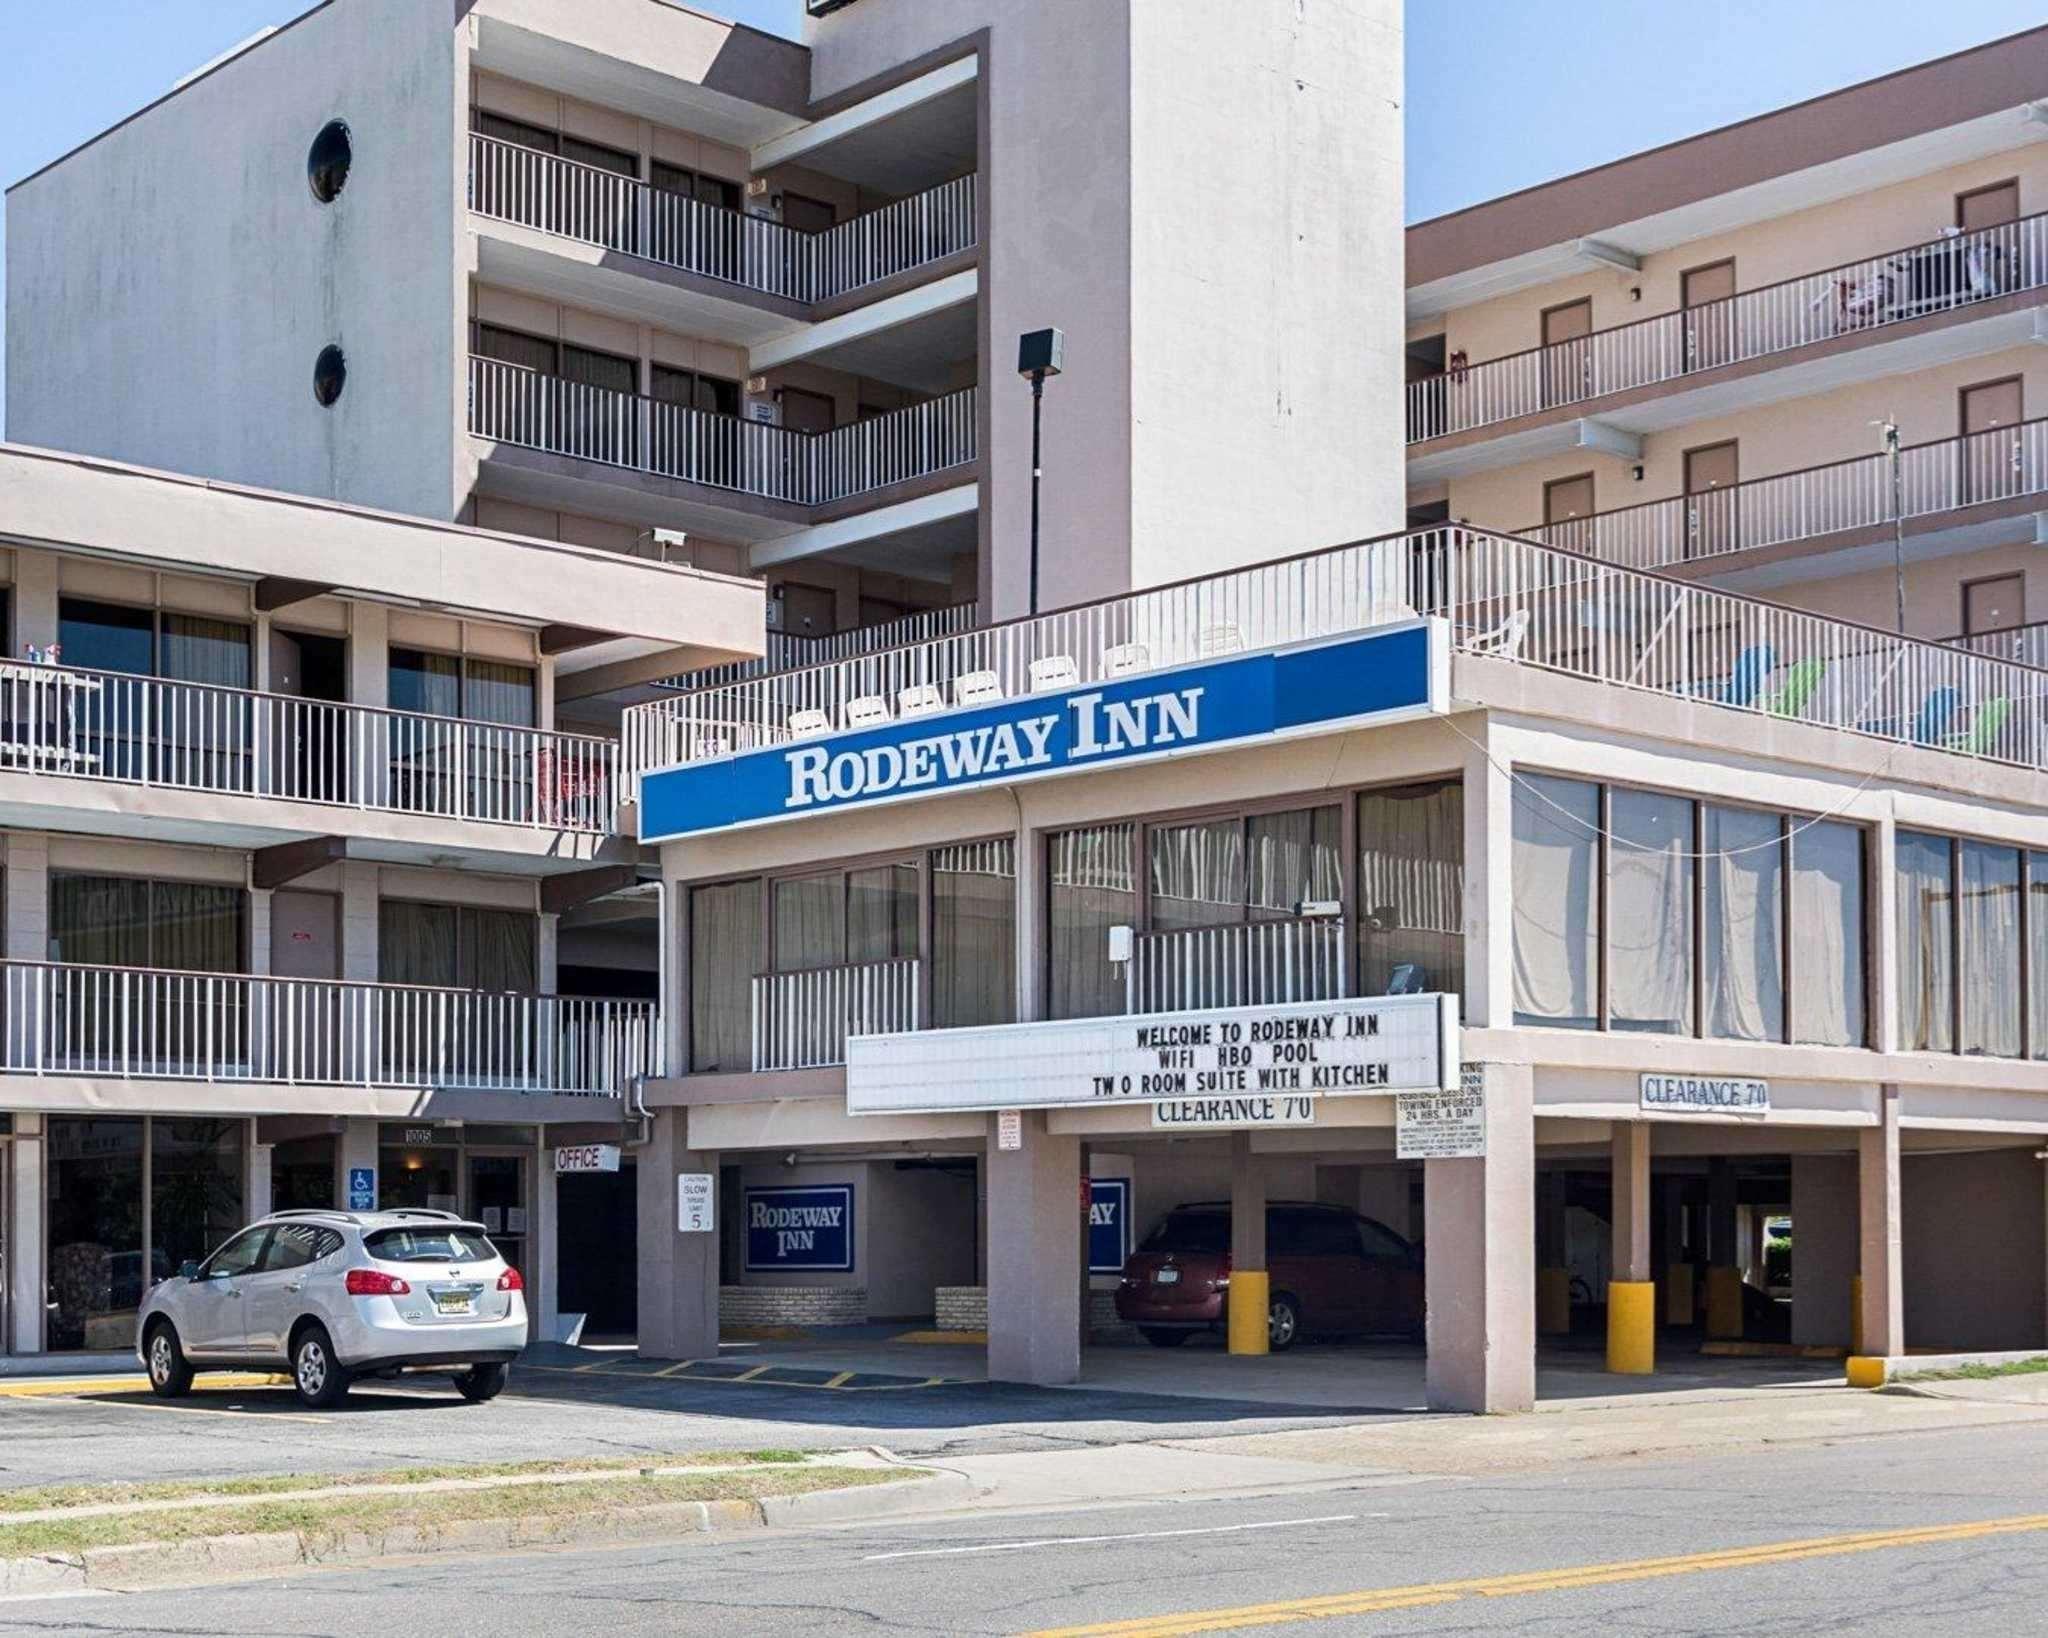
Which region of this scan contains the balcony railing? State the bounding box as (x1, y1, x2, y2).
(0, 662, 616, 833)
(1409, 213, 2048, 443)
(661, 602, 983, 692)
(752, 958, 920, 1071)
(0, 962, 656, 1096)
(1949, 621, 2048, 669)
(625, 524, 2048, 793)
(1126, 920, 1349, 1015)
(1522, 418, 2048, 570)
(470, 134, 977, 304)
(469, 356, 977, 507)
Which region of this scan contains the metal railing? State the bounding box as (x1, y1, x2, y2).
(1522, 419, 2048, 570)
(1126, 920, 1348, 1015)
(661, 602, 982, 692)
(0, 961, 656, 1095)
(752, 958, 920, 1071)
(626, 524, 2048, 791)
(1948, 620, 2048, 670)
(0, 662, 616, 833)
(469, 356, 977, 507)
(1409, 213, 2048, 443)
(469, 135, 977, 303)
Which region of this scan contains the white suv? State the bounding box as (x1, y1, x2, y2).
(137, 1208, 528, 1408)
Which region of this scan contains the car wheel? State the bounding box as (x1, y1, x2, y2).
(455, 1363, 508, 1403)
(144, 1322, 194, 1398)
(1268, 1293, 1302, 1352)
(1139, 1328, 1191, 1348)
(291, 1324, 351, 1409)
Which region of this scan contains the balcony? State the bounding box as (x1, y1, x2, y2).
(1519, 418, 2048, 573)
(1950, 621, 2048, 668)
(661, 601, 981, 692)
(751, 958, 920, 1071)
(1408, 214, 2048, 447)
(468, 356, 977, 512)
(469, 134, 977, 308)
(0, 663, 617, 833)
(1127, 920, 1349, 1015)
(0, 962, 656, 1097)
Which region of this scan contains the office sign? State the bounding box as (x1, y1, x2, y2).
(744, 1185, 855, 1272)
(848, 993, 1456, 1116)
(641, 622, 1445, 841)
(555, 1144, 621, 1175)
(1397, 1065, 1488, 1159)
(1089, 1179, 1131, 1274)
(1641, 1074, 1770, 1115)
(347, 1167, 376, 1212)
(1151, 1095, 1317, 1130)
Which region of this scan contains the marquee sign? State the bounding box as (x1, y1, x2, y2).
(847, 993, 1457, 1117)
(639, 622, 1445, 841)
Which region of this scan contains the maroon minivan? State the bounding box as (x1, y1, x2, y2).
(1115, 1201, 1423, 1350)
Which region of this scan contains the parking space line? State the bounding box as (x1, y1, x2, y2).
(75, 1396, 329, 1425)
(823, 1371, 855, 1388)
(865, 1515, 1366, 1562)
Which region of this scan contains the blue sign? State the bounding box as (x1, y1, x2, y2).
(642, 623, 1441, 841)
(744, 1185, 855, 1273)
(1089, 1179, 1131, 1275)
(347, 1167, 376, 1212)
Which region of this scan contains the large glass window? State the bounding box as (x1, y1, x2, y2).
(1702, 806, 1783, 1042)
(48, 875, 243, 971)
(1959, 841, 2021, 1058)
(1247, 808, 1343, 917)
(1357, 782, 1464, 1001)
(1792, 822, 1865, 1047)
(1148, 818, 1245, 929)
(1896, 832, 1955, 1053)
(1609, 790, 1694, 1034)
(1049, 823, 1136, 1020)
(150, 1119, 246, 1282)
(932, 840, 1016, 1029)
(771, 864, 917, 972)
(690, 879, 761, 1073)
(1512, 775, 1601, 1028)
(388, 651, 534, 726)
(380, 903, 537, 992)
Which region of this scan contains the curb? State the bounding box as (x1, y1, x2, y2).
(0, 1472, 978, 1595)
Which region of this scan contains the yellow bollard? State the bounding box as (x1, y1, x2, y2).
(1706, 1265, 1745, 1339)
(1664, 1263, 1696, 1327)
(1607, 1281, 1657, 1374)
(1851, 1275, 1864, 1357)
(1537, 1267, 1573, 1335)
(1227, 1270, 1271, 1355)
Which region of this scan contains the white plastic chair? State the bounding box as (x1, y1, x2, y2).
(787, 708, 832, 738)
(897, 683, 944, 718)
(1467, 609, 1529, 658)
(1028, 655, 1079, 693)
(691, 733, 732, 760)
(1103, 642, 1151, 677)
(1199, 623, 1246, 657)
(954, 670, 1003, 707)
(843, 695, 891, 730)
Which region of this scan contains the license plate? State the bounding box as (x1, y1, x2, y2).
(433, 1292, 475, 1316)
(1153, 1268, 1181, 1285)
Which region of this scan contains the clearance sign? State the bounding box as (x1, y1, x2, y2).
(639, 622, 1445, 840)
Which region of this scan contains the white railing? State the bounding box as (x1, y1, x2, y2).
(0, 663, 616, 833)
(470, 356, 977, 507)
(0, 962, 656, 1096)
(469, 135, 976, 302)
(1409, 213, 2048, 443)
(661, 603, 982, 692)
(625, 524, 2048, 792)
(751, 958, 920, 1071)
(1126, 921, 1348, 1015)
(1521, 419, 2048, 570)
(1949, 620, 2048, 670)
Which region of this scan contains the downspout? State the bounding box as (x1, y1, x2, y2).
(621, 876, 665, 1149)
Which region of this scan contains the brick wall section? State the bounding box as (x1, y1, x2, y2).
(718, 1286, 868, 1327)
(935, 1286, 988, 1330)
(1090, 1287, 1139, 1344)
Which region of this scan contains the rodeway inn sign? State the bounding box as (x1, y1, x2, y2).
(639, 621, 1445, 840)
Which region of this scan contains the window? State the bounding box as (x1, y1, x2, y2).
(651, 160, 740, 213)
(202, 1228, 269, 1280)
(770, 864, 917, 973)
(1358, 1219, 1415, 1263)
(1609, 790, 1694, 1034)
(260, 1224, 340, 1272)
(1358, 782, 1464, 1001)
(1149, 818, 1244, 929)
(364, 1227, 497, 1263)
(1791, 822, 1865, 1047)
(1512, 775, 1601, 1028)
(1959, 841, 2021, 1058)
(1140, 1211, 1228, 1254)
(387, 650, 535, 726)
(58, 600, 251, 687)
(49, 875, 244, 972)
(1896, 832, 1955, 1053)
(380, 903, 537, 992)
(474, 112, 636, 178)
(313, 345, 347, 407)
(690, 879, 761, 1073)
(307, 120, 352, 203)
(652, 365, 741, 419)
(931, 840, 1015, 1029)
(1280, 1212, 1363, 1258)
(1702, 806, 1784, 1042)
(1048, 823, 1136, 1020)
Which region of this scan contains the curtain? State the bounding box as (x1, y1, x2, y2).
(463, 907, 537, 994)
(1247, 806, 1342, 916)
(463, 660, 536, 727)
(379, 901, 459, 988)
(1049, 823, 1135, 1020)
(1958, 841, 2020, 1057)
(151, 882, 242, 973)
(690, 880, 760, 1074)
(1359, 782, 1464, 999)
(1149, 818, 1245, 928)
(1792, 822, 1866, 1047)
(932, 840, 1015, 1029)
(1894, 831, 1954, 1053)
(1702, 806, 1783, 1042)
(159, 615, 251, 688)
(773, 875, 843, 971)
(847, 863, 919, 964)
(49, 875, 151, 966)
(1511, 776, 1600, 1027)
(1609, 790, 1694, 1034)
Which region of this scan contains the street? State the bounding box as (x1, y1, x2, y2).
(4, 1411, 2048, 1633)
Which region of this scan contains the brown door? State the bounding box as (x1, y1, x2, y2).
(272, 891, 341, 1080)
(1541, 299, 1593, 409)
(1683, 260, 1737, 370)
(1957, 181, 2020, 231)
(779, 387, 837, 436)
(775, 581, 837, 638)
(1543, 473, 1597, 553)
(1685, 441, 1741, 558)
(1961, 377, 2024, 502)
(1963, 573, 2024, 637)
(779, 191, 837, 234)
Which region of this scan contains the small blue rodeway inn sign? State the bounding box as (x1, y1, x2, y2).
(640, 622, 1442, 842)
(743, 1185, 855, 1273)
(1089, 1178, 1131, 1275)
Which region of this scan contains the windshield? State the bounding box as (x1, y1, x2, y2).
(363, 1228, 497, 1265)
(1138, 1211, 1229, 1255)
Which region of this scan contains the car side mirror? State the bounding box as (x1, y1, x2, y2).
(179, 1261, 201, 1281)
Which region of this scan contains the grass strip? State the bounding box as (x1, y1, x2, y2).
(0, 1467, 908, 1559)
(1901, 1356, 2048, 1383)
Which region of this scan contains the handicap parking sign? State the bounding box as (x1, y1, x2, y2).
(347, 1167, 376, 1212)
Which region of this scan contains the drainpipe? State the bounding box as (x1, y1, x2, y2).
(620, 877, 666, 1149)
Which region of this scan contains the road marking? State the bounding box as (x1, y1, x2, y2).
(0, 1372, 287, 1399)
(823, 1371, 855, 1389)
(1018, 1512, 2048, 1636)
(866, 1515, 1365, 1563)
(72, 1396, 330, 1426)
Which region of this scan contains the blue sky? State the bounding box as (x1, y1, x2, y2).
(2, 0, 2045, 416)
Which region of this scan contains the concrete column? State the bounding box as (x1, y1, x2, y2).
(1706, 1158, 1743, 1339)
(349, 603, 390, 708)
(1871, 817, 1899, 1057)
(1535, 1168, 1570, 1336)
(9, 1119, 45, 1353)
(249, 887, 274, 977)
(538, 912, 559, 996)
(1425, 1061, 1536, 1413)
(4, 833, 50, 959)
(245, 1122, 274, 1225)
(1461, 739, 1514, 1030)
(1013, 812, 1044, 1023)
(1607, 1122, 1654, 1373)
(1789, 1153, 1857, 1347)
(533, 1131, 560, 1343)
(339, 862, 380, 982)
(338, 1118, 378, 1211)
(1858, 1086, 1904, 1359)
(986, 1111, 1082, 1385)
(635, 1111, 719, 1361)
(11, 549, 58, 654)
(1229, 1133, 1269, 1355)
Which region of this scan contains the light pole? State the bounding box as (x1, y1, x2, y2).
(1017, 328, 1066, 617)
